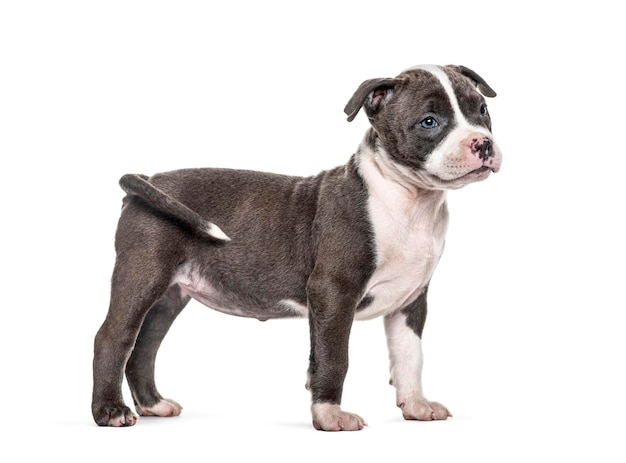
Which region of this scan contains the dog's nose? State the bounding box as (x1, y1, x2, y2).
(471, 137, 493, 160)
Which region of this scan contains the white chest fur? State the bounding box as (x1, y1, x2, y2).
(356, 148, 449, 321)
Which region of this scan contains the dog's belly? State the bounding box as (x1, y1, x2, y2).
(172, 264, 308, 319)
(177, 283, 308, 319)
(171, 259, 438, 322)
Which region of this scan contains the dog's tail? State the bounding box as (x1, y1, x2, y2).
(119, 173, 231, 243)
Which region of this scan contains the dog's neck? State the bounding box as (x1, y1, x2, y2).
(356, 128, 449, 201)
(355, 129, 448, 238)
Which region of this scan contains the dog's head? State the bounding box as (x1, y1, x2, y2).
(345, 65, 502, 189)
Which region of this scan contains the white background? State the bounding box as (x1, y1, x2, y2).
(1, 1, 625, 461)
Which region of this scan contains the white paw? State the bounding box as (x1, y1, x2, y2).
(137, 398, 183, 417)
(107, 412, 137, 427)
(311, 403, 367, 431)
(399, 398, 452, 421)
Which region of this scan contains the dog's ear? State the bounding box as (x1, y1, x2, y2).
(452, 65, 497, 97)
(344, 78, 402, 122)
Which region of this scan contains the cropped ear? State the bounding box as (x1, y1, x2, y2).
(344, 78, 402, 122)
(452, 65, 497, 97)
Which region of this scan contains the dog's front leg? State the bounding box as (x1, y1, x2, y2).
(384, 287, 451, 421)
(306, 275, 366, 431)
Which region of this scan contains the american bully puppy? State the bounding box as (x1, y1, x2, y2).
(92, 64, 502, 431)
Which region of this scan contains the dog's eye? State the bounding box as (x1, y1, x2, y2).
(419, 117, 439, 129)
(480, 103, 489, 116)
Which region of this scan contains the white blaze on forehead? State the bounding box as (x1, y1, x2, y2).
(408, 64, 469, 127)
(405, 64, 490, 136)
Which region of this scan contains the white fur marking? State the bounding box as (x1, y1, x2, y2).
(137, 399, 183, 417)
(384, 310, 424, 400)
(407, 64, 486, 133)
(172, 265, 248, 317)
(419, 65, 472, 128)
(356, 145, 448, 321)
(205, 222, 231, 241)
(279, 299, 308, 317)
(311, 403, 367, 431)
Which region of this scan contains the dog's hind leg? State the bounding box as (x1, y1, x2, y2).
(126, 284, 190, 418)
(92, 212, 183, 427)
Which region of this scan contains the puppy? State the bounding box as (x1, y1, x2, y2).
(92, 64, 502, 430)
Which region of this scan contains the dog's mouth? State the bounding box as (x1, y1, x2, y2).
(460, 166, 492, 179)
(431, 166, 493, 186)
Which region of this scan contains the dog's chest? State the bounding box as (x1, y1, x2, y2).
(356, 159, 448, 321)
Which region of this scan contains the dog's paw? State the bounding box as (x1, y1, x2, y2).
(137, 398, 183, 417)
(399, 399, 452, 421)
(311, 403, 367, 431)
(93, 403, 138, 427)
